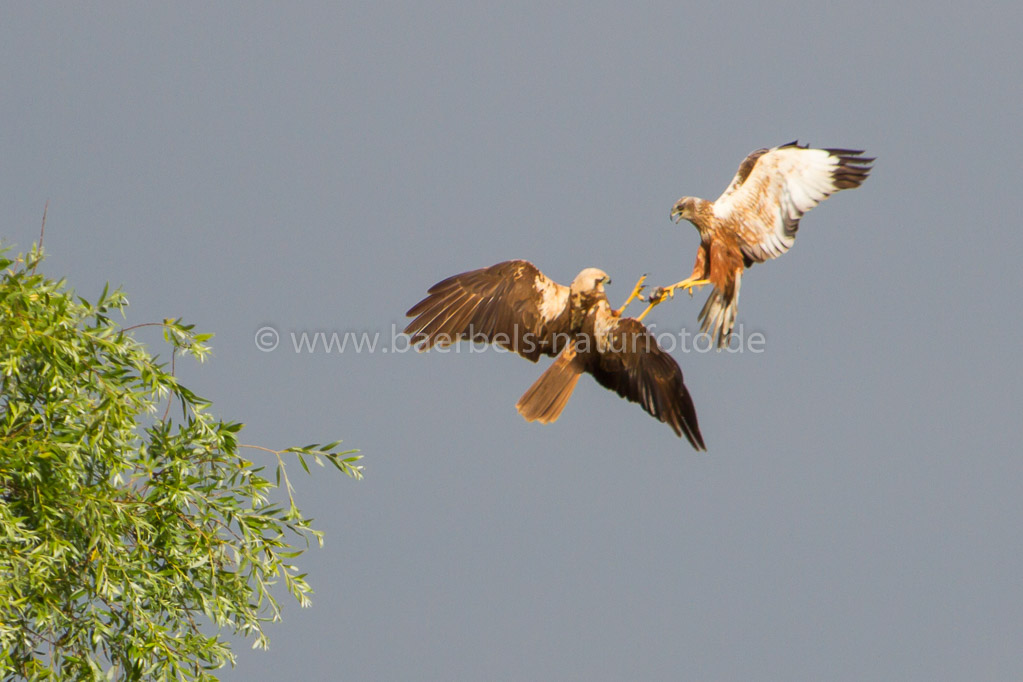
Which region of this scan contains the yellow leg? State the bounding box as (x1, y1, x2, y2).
(634, 277, 710, 322)
(615, 274, 647, 316)
(635, 299, 658, 322)
(659, 277, 711, 299)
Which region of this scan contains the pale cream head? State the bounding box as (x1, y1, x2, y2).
(570, 268, 610, 295)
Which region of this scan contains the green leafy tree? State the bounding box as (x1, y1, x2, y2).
(0, 241, 362, 680)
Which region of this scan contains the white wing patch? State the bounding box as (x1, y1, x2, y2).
(534, 273, 569, 322)
(713, 145, 860, 264)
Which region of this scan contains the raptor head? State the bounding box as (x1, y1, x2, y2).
(570, 268, 610, 296)
(670, 197, 697, 224)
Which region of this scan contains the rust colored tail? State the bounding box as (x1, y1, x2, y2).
(699, 270, 742, 350)
(516, 345, 584, 424)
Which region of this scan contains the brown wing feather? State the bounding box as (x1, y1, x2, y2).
(584, 314, 705, 450)
(826, 148, 873, 189)
(404, 260, 571, 362)
(716, 141, 801, 204)
(713, 143, 873, 264)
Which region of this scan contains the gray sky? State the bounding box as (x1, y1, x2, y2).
(4, 3, 1022, 680)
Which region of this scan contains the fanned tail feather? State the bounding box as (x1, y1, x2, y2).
(516, 345, 584, 424)
(698, 272, 742, 350)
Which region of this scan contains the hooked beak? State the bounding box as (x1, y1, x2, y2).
(670, 206, 683, 224)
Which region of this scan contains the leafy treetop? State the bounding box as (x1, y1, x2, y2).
(0, 241, 361, 681)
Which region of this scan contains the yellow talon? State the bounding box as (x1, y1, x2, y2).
(633, 278, 710, 322)
(615, 274, 648, 316)
(635, 288, 665, 322)
(665, 278, 710, 299)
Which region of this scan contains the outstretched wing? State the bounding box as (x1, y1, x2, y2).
(585, 310, 705, 449)
(713, 142, 873, 263)
(404, 260, 572, 362)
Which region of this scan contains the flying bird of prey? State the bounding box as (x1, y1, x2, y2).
(639, 141, 873, 347)
(404, 260, 705, 449)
